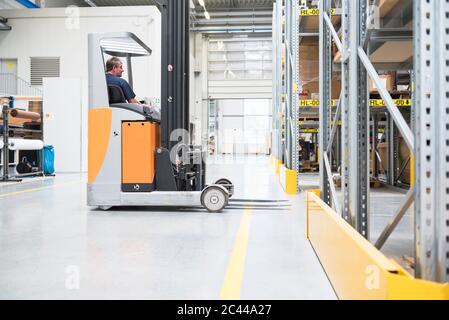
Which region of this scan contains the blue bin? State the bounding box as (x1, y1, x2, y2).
(43, 145, 55, 175)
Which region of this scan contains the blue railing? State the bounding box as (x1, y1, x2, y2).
(15, 0, 40, 9)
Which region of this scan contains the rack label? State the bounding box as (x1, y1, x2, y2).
(299, 99, 411, 108)
(300, 8, 336, 16)
(299, 100, 337, 107)
(370, 99, 411, 107)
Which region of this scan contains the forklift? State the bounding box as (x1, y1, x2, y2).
(87, 1, 234, 212)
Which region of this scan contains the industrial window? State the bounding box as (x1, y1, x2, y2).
(30, 57, 60, 86)
(208, 40, 272, 81)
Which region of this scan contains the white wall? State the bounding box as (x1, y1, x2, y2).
(0, 6, 161, 172)
(0, 7, 161, 100)
(43, 78, 82, 173)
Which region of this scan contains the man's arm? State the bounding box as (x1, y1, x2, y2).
(119, 79, 139, 104)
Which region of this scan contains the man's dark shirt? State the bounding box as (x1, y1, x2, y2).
(106, 73, 136, 101)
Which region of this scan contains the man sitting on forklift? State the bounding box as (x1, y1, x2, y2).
(105, 57, 140, 104)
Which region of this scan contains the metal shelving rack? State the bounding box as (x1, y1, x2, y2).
(272, 0, 300, 192)
(0, 96, 45, 181)
(318, 0, 449, 283)
(414, 0, 449, 283)
(272, 0, 282, 164)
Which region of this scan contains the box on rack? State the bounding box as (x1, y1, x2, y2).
(301, 80, 341, 99)
(28, 101, 43, 114)
(368, 73, 395, 93)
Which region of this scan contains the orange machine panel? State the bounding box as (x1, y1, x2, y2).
(122, 121, 157, 192)
(88, 108, 112, 184)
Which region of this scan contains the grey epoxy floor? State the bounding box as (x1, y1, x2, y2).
(0, 155, 336, 300)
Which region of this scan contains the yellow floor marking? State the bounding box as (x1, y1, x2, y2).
(220, 208, 253, 300)
(0, 176, 55, 188)
(0, 180, 81, 199)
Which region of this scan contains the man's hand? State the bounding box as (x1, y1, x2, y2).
(128, 98, 141, 104)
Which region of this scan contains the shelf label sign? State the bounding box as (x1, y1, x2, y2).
(370, 99, 411, 107)
(300, 8, 336, 16)
(299, 99, 411, 108)
(299, 100, 337, 107)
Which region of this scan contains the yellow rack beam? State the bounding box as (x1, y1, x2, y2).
(306, 191, 449, 300)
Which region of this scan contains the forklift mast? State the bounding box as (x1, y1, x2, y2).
(157, 0, 190, 151)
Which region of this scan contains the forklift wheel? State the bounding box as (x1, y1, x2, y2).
(215, 178, 232, 185)
(201, 185, 229, 213)
(214, 178, 234, 198)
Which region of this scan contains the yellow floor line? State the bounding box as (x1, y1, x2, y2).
(0, 180, 81, 199)
(0, 176, 55, 188)
(220, 208, 253, 300)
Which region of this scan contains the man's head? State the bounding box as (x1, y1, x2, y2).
(106, 57, 124, 77)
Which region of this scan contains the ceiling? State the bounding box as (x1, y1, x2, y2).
(0, 0, 275, 35)
(39, 0, 160, 7)
(193, 0, 274, 11)
(87, 0, 156, 6)
(39, 0, 275, 9)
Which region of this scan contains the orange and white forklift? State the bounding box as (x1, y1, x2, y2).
(87, 1, 233, 212)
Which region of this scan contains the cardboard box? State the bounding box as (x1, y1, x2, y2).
(299, 43, 319, 83)
(378, 142, 388, 174)
(299, 68, 319, 81)
(301, 81, 318, 99)
(368, 74, 395, 93)
(28, 101, 42, 114)
(299, 44, 319, 61)
(301, 80, 341, 99)
(379, 0, 403, 17)
(311, 93, 320, 100)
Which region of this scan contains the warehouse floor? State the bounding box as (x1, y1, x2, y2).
(0, 155, 337, 300)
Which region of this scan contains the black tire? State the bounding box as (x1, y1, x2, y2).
(215, 178, 233, 198)
(215, 178, 232, 186)
(201, 185, 229, 213)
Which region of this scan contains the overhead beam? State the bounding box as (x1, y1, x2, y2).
(194, 10, 273, 17)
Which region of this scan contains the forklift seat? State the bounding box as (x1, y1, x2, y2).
(108, 85, 127, 104)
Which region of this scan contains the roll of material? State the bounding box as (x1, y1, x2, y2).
(10, 109, 41, 121)
(8, 139, 44, 151)
(0, 140, 3, 150)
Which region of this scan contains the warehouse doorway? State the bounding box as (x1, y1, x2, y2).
(209, 99, 272, 155)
